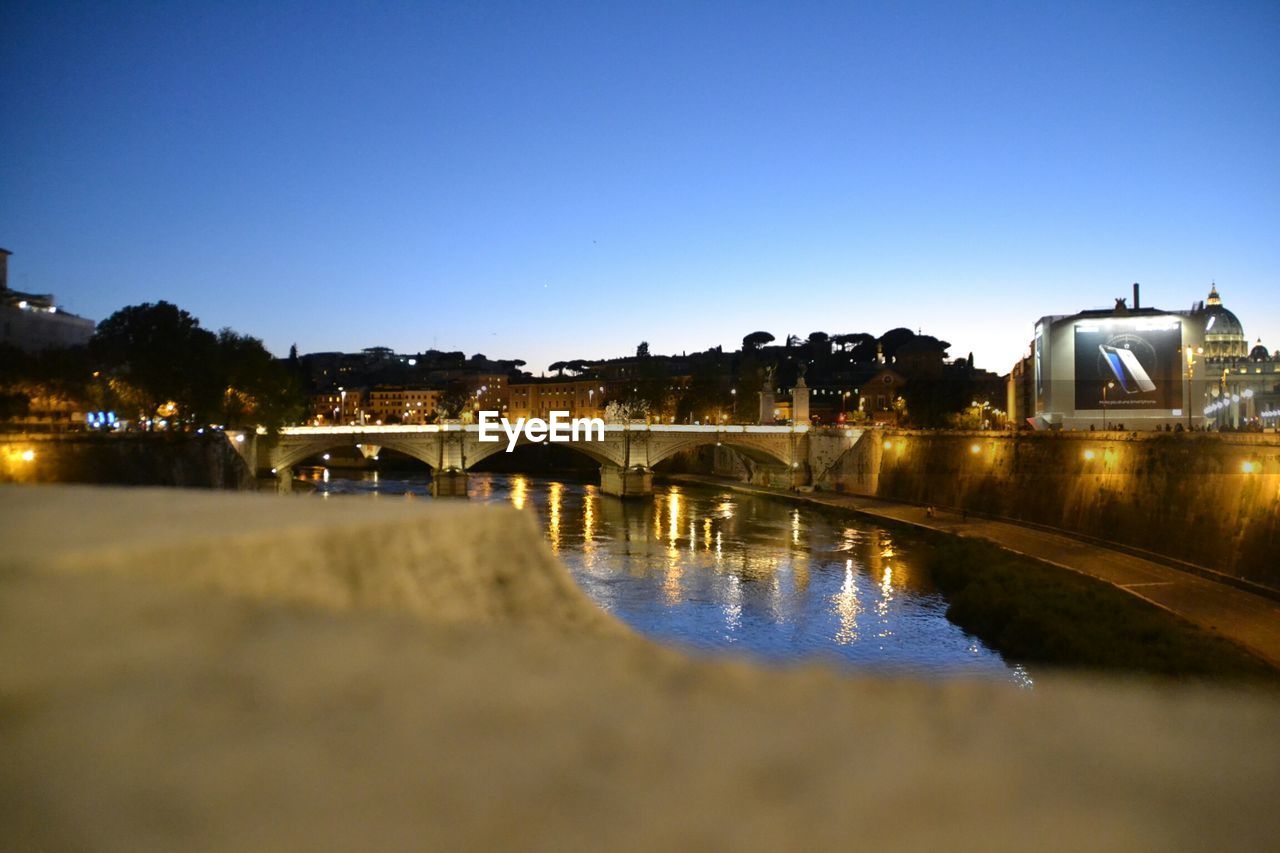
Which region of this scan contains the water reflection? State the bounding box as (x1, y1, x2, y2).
(307, 468, 1023, 682)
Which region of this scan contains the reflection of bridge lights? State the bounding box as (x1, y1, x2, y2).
(669, 490, 681, 542)
(791, 510, 801, 545)
(583, 492, 595, 544)
(510, 476, 527, 510)
(547, 482, 563, 552)
(833, 560, 862, 645)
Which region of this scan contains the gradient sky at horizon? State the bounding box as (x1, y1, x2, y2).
(2, 1, 1277, 374)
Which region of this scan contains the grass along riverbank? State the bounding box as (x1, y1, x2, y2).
(916, 534, 1277, 680)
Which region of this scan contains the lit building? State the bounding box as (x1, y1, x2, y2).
(0, 249, 95, 352)
(1023, 283, 1277, 431)
(507, 378, 605, 420)
(366, 387, 441, 425)
(309, 388, 367, 425)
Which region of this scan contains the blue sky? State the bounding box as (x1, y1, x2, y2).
(2, 1, 1277, 373)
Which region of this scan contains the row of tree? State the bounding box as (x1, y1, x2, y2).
(1, 301, 306, 430)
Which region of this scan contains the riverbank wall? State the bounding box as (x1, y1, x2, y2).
(0, 432, 254, 489)
(703, 431, 1280, 591)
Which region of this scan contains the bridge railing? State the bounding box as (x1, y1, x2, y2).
(279, 423, 819, 436)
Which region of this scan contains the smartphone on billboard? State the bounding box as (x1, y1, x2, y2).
(1099, 345, 1156, 394)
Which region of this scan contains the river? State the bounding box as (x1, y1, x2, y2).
(303, 468, 1031, 684)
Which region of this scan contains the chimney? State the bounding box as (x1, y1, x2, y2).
(0, 249, 10, 292)
(1132, 282, 1140, 310)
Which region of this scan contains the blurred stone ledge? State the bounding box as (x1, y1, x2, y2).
(1, 485, 1278, 851)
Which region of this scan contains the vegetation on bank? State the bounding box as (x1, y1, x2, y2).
(918, 535, 1277, 680)
(1, 301, 306, 431)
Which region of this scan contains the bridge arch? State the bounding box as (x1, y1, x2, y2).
(463, 433, 623, 470)
(646, 434, 798, 469)
(271, 436, 440, 472)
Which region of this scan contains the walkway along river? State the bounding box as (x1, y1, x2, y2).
(303, 468, 1032, 685)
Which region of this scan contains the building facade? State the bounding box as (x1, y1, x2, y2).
(0, 250, 95, 352)
(1025, 284, 1275, 431)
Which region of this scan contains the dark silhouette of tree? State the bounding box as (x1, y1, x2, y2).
(636, 341, 650, 358)
(215, 329, 305, 431)
(91, 301, 219, 424)
(876, 327, 919, 361)
(742, 331, 775, 350)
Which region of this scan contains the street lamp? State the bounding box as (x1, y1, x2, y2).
(1182, 346, 1200, 431)
(1102, 380, 1115, 430)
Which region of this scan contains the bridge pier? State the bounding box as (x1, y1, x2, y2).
(274, 465, 294, 494)
(430, 469, 470, 498)
(600, 464, 653, 498)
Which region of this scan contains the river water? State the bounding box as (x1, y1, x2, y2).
(304, 468, 1030, 684)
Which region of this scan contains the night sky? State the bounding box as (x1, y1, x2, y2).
(2, 1, 1277, 373)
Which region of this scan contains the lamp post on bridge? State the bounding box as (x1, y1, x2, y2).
(1182, 345, 1201, 431)
(1102, 380, 1114, 430)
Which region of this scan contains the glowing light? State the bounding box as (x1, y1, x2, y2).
(883, 440, 892, 450)
(322, 453, 330, 460)
(1241, 461, 1257, 474)
(969, 443, 981, 454)
(1083, 449, 1096, 460)
(510, 476, 527, 510)
(235, 434, 245, 443)
(668, 490, 681, 542)
(20, 449, 35, 462)
(832, 560, 862, 645)
(547, 482, 563, 552)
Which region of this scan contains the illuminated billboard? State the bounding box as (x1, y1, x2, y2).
(1073, 318, 1182, 410)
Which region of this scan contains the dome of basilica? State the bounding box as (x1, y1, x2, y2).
(1201, 284, 1248, 359)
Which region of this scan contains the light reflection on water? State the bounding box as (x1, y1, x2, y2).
(303, 467, 1031, 684)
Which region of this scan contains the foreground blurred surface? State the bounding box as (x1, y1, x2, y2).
(1, 486, 1278, 851)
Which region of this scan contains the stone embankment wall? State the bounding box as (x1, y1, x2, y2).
(0, 432, 254, 489)
(816, 430, 1280, 591)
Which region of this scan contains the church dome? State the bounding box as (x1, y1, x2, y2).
(1202, 284, 1248, 358)
(1249, 339, 1269, 361)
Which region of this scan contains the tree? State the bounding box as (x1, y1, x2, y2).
(214, 329, 305, 431)
(877, 327, 917, 361)
(91, 301, 219, 424)
(742, 331, 775, 351)
(636, 341, 650, 358)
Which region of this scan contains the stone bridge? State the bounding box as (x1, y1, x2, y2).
(253, 423, 867, 497)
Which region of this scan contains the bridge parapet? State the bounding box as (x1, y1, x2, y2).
(261, 423, 833, 497)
